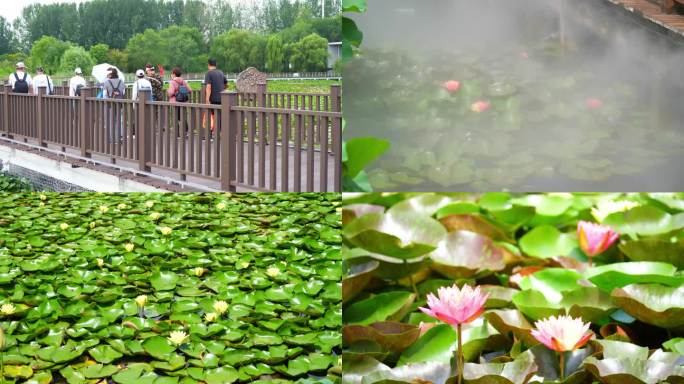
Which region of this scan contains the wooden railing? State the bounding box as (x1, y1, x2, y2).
(0, 85, 341, 192)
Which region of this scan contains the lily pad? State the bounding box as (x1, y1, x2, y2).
(429, 230, 506, 278)
(611, 283, 684, 330)
(343, 291, 416, 325)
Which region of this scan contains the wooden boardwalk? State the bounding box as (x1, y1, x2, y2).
(607, 0, 684, 35)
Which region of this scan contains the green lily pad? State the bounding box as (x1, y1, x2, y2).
(519, 225, 576, 259)
(150, 270, 180, 291)
(429, 230, 505, 278)
(343, 322, 420, 353)
(611, 283, 684, 329)
(142, 336, 177, 360)
(463, 350, 537, 384)
(343, 291, 415, 325)
(603, 206, 684, 236)
(585, 262, 682, 292)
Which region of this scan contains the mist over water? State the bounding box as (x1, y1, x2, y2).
(345, 0, 684, 191)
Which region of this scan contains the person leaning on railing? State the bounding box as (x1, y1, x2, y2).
(8, 62, 32, 94)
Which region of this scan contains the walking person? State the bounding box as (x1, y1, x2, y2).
(32, 67, 54, 95)
(102, 68, 126, 143)
(69, 68, 86, 97)
(203, 58, 226, 132)
(167, 67, 191, 138)
(145, 64, 164, 102)
(8, 62, 32, 94)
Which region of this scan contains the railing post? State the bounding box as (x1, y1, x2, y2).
(62, 80, 68, 96)
(220, 91, 238, 192)
(36, 86, 46, 147)
(137, 89, 151, 172)
(79, 87, 93, 157)
(2, 84, 9, 135)
(200, 83, 206, 104)
(330, 84, 341, 112)
(257, 82, 267, 107)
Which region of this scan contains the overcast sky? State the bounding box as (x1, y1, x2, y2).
(1, 0, 263, 22)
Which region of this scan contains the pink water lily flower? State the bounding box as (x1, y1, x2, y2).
(419, 284, 489, 326)
(443, 80, 461, 93)
(577, 221, 619, 257)
(586, 98, 602, 109)
(531, 315, 593, 352)
(470, 101, 491, 113)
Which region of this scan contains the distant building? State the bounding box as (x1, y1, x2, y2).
(328, 42, 341, 70)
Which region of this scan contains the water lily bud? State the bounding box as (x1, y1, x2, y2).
(194, 267, 205, 277)
(1, 303, 15, 315)
(586, 98, 602, 109)
(117, 203, 127, 210)
(204, 312, 217, 322)
(160, 226, 172, 235)
(470, 100, 491, 113)
(145, 200, 155, 208)
(442, 80, 461, 93)
(135, 295, 147, 308)
(60, 223, 69, 230)
(149, 212, 161, 220)
(213, 300, 228, 315)
(216, 202, 226, 210)
(0, 326, 4, 349)
(124, 243, 135, 252)
(97, 258, 104, 267)
(39, 194, 47, 201)
(168, 330, 188, 345)
(266, 267, 280, 277)
(89, 222, 96, 229)
(99, 205, 109, 213)
(577, 221, 619, 257)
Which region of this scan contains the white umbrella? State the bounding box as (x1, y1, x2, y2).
(91, 63, 125, 83)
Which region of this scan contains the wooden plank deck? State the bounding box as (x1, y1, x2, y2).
(608, 0, 684, 35)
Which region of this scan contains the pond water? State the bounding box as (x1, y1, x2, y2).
(345, 0, 684, 191)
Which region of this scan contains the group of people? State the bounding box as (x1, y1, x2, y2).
(7, 62, 56, 95)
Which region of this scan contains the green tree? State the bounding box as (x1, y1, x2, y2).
(0, 17, 14, 55)
(30, 35, 71, 74)
(280, 19, 314, 44)
(210, 29, 262, 72)
(265, 35, 285, 72)
(89, 43, 109, 64)
(289, 33, 328, 72)
(106, 49, 129, 72)
(125, 29, 165, 72)
(158, 26, 206, 73)
(60, 46, 94, 74)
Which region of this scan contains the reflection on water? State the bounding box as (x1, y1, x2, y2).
(345, 0, 684, 191)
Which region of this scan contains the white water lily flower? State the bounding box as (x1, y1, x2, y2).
(99, 205, 109, 213)
(60, 223, 69, 230)
(266, 267, 281, 277)
(145, 200, 155, 208)
(160, 227, 172, 235)
(213, 300, 228, 314)
(149, 212, 161, 220)
(168, 330, 188, 345)
(117, 203, 127, 210)
(97, 258, 104, 267)
(204, 312, 217, 322)
(591, 200, 639, 222)
(124, 243, 135, 252)
(135, 295, 147, 308)
(1, 303, 15, 315)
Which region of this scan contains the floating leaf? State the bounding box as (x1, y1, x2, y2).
(430, 230, 506, 278)
(611, 283, 684, 330)
(343, 291, 415, 325)
(519, 226, 576, 259)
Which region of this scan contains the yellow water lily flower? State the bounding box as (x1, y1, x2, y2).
(149, 212, 161, 220)
(204, 312, 217, 322)
(39, 202, 45, 207)
(117, 203, 127, 210)
(89, 222, 96, 229)
(240, 262, 250, 268)
(125, 243, 135, 252)
(1, 303, 15, 315)
(99, 205, 109, 213)
(97, 258, 104, 267)
(160, 227, 172, 235)
(194, 267, 205, 277)
(60, 223, 69, 230)
(145, 200, 155, 208)
(213, 300, 228, 315)
(168, 330, 188, 345)
(135, 295, 147, 308)
(216, 202, 226, 210)
(266, 267, 281, 277)
(39, 194, 47, 201)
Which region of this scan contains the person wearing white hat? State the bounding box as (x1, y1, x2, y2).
(132, 69, 152, 102)
(8, 62, 32, 94)
(32, 67, 54, 95)
(69, 67, 86, 97)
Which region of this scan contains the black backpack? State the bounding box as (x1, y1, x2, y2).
(175, 82, 190, 102)
(107, 79, 124, 99)
(13, 73, 29, 94)
(75, 84, 84, 97)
